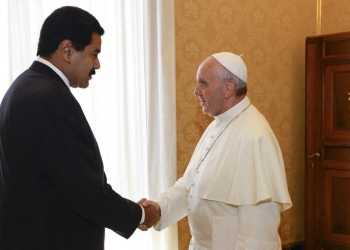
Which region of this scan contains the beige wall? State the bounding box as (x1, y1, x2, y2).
(174, 0, 350, 248)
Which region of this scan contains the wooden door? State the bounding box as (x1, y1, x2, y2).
(306, 31, 350, 250)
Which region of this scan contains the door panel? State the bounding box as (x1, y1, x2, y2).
(324, 63, 350, 137)
(306, 31, 350, 250)
(324, 170, 350, 244)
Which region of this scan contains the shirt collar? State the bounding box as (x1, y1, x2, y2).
(36, 57, 70, 89)
(214, 96, 251, 125)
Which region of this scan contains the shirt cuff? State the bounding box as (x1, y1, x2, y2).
(139, 205, 145, 224)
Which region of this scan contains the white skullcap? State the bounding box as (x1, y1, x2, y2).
(211, 52, 247, 83)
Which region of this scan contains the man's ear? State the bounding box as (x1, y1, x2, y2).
(60, 40, 73, 63)
(224, 79, 235, 98)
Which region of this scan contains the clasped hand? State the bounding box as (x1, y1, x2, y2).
(137, 198, 160, 231)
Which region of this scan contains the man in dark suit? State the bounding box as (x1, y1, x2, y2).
(0, 6, 159, 250)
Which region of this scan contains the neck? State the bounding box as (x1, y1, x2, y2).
(220, 94, 245, 114)
(231, 94, 245, 106)
(39, 54, 66, 76)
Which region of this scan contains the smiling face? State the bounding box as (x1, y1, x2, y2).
(194, 57, 228, 117)
(67, 33, 102, 88)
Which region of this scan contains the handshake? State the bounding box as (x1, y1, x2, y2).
(137, 198, 161, 231)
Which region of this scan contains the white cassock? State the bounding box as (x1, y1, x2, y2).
(154, 96, 292, 250)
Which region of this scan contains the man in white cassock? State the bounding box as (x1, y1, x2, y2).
(141, 52, 292, 250)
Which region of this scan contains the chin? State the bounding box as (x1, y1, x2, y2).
(202, 109, 214, 117)
(79, 82, 90, 89)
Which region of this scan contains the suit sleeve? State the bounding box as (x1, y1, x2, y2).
(35, 86, 141, 238)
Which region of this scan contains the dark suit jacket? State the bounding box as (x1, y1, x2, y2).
(0, 61, 142, 250)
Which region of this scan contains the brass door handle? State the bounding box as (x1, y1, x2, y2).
(308, 153, 320, 159)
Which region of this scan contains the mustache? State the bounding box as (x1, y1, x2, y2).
(89, 69, 96, 76)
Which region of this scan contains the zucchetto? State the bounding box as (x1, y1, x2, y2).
(212, 52, 247, 83)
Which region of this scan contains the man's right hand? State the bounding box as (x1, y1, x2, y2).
(138, 200, 161, 231)
(141, 200, 160, 228)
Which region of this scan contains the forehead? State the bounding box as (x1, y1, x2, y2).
(196, 57, 219, 80)
(86, 33, 102, 52)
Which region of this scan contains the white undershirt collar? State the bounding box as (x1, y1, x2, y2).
(214, 96, 250, 125)
(36, 57, 70, 89)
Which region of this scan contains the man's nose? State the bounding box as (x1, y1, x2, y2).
(94, 58, 101, 69)
(194, 84, 201, 96)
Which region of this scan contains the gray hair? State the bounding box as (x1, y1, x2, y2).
(215, 64, 247, 96)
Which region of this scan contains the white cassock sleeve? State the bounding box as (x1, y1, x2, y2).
(153, 177, 188, 231)
(235, 201, 281, 250)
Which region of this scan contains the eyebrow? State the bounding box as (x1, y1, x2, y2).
(93, 49, 101, 53)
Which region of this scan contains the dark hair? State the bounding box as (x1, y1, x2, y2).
(37, 6, 104, 57)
